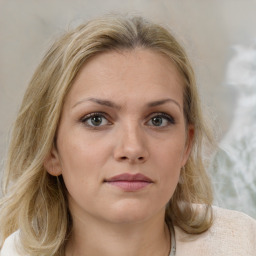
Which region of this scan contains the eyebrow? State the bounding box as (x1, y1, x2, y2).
(147, 98, 181, 110)
(72, 98, 121, 109)
(72, 97, 181, 111)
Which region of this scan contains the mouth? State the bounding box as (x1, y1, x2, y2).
(104, 173, 153, 192)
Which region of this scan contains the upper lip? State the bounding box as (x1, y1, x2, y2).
(105, 173, 153, 182)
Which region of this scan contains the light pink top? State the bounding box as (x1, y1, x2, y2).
(1, 206, 256, 255)
(174, 206, 256, 255)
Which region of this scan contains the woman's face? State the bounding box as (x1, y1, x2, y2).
(46, 49, 193, 224)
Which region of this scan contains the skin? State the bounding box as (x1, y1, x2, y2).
(45, 48, 194, 256)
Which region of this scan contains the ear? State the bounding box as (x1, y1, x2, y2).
(44, 146, 62, 176)
(181, 124, 194, 166)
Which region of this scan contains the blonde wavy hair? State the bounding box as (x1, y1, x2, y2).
(0, 14, 213, 255)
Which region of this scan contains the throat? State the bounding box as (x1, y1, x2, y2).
(65, 222, 173, 256)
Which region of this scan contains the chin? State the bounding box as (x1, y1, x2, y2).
(104, 200, 160, 224)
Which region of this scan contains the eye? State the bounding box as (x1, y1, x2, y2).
(146, 113, 175, 127)
(81, 112, 110, 127)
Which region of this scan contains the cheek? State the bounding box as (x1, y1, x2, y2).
(152, 138, 185, 190)
(58, 130, 110, 170)
(57, 132, 113, 193)
(57, 139, 93, 191)
(153, 137, 186, 168)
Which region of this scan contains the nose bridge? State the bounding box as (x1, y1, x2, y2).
(125, 121, 144, 148)
(114, 119, 148, 163)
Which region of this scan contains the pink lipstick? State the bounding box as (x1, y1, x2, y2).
(104, 173, 153, 192)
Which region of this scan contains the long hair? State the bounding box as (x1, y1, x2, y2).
(0, 14, 213, 255)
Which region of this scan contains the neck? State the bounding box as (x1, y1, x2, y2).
(65, 211, 171, 256)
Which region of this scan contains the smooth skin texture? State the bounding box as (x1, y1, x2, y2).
(45, 49, 194, 256)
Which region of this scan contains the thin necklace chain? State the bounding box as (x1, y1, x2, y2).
(168, 222, 176, 256)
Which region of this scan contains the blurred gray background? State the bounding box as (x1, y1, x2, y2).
(0, 0, 256, 217)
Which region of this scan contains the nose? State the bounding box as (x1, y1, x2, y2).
(113, 123, 149, 164)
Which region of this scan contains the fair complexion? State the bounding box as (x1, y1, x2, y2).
(45, 49, 194, 256)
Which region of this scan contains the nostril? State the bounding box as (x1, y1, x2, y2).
(119, 156, 144, 161)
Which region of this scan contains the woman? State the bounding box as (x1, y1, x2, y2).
(0, 14, 255, 256)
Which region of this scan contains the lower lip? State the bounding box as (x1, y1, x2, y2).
(105, 181, 152, 191)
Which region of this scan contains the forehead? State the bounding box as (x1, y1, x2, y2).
(66, 49, 184, 106)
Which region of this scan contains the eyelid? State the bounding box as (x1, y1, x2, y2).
(80, 112, 112, 127)
(80, 111, 106, 120)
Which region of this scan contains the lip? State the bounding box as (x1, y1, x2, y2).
(104, 173, 153, 192)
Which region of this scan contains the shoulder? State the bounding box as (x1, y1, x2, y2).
(175, 206, 256, 256)
(1, 231, 23, 256)
(211, 205, 256, 236)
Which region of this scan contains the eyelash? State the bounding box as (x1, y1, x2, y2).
(147, 112, 175, 126)
(80, 112, 175, 128)
(80, 112, 111, 128)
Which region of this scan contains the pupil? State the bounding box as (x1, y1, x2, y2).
(91, 116, 102, 126)
(152, 117, 162, 126)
